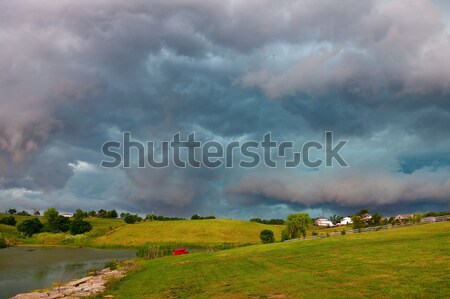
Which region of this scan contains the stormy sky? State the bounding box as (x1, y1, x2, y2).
(0, 0, 449, 218)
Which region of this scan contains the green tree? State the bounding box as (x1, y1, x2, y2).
(105, 210, 118, 218)
(124, 214, 141, 224)
(97, 209, 107, 218)
(54, 215, 71, 232)
(73, 209, 87, 219)
(87, 210, 97, 217)
(356, 208, 370, 216)
(69, 218, 93, 235)
(7, 209, 17, 215)
(412, 213, 422, 223)
(259, 229, 275, 244)
(371, 212, 383, 226)
(285, 213, 312, 238)
(351, 215, 366, 230)
(17, 218, 43, 236)
(43, 208, 60, 232)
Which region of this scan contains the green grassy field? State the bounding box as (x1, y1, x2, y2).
(1, 214, 294, 247)
(103, 222, 450, 299)
(94, 219, 285, 246)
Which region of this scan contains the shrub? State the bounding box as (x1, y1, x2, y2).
(44, 215, 71, 233)
(191, 214, 216, 220)
(70, 218, 93, 235)
(0, 216, 16, 226)
(0, 234, 7, 248)
(281, 228, 290, 241)
(17, 218, 43, 236)
(311, 231, 318, 236)
(16, 210, 30, 216)
(341, 229, 346, 235)
(259, 229, 275, 244)
(105, 260, 118, 270)
(124, 214, 142, 224)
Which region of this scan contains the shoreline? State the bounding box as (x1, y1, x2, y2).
(10, 266, 129, 299)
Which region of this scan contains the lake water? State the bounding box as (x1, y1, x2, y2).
(0, 246, 135, 299)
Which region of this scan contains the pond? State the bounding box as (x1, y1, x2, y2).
(0, 246, 135, 299)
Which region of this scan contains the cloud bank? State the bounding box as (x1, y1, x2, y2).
(0, 0, 449, 218)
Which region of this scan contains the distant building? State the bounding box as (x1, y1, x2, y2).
(395, 214, 413, 223)
(315, 218, 334, 227)
(338, 217, 353, 225)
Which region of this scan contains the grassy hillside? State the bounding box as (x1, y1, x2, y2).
(104, 222, 450, 299)
(95, 219, 286, 246)
(1, 214, 291, 247)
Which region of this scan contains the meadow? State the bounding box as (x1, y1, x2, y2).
(94, 219, 285, 246)
(103, 222, 450, 299)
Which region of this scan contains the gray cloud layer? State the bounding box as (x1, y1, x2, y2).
(0, 0, 449, 218)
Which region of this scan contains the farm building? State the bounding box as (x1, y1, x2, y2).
(315, 218, 334, 227)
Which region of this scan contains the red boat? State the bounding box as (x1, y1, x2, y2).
(173, 248, 189, 256)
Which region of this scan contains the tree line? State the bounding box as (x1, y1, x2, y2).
(1, 208, 93, 237)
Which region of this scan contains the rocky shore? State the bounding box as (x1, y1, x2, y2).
(11, 267, 125, 299)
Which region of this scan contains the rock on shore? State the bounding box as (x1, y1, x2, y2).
(11, 268, 125, 299)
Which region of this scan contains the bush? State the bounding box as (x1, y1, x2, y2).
(70, 218, 93, 235)
(259, 229, 275, 244)
(0, 216, 16, 226)
(17, 210, 31, 216)
(281, 228, 290, 241)
(44, 215, 71, 233)
(0, 234, 7, 248)
(311, 231, 318, 236)
(105, 260, 118, 270)
(341, 229, 346, 235)
(17, 218, 43, 236)
(124, 214, 142, 224)
(191, 214, 216, 220)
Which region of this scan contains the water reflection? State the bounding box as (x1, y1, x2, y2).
(0, 246, 135, 299)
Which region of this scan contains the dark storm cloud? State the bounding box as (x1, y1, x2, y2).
(0, 0, 449, 217)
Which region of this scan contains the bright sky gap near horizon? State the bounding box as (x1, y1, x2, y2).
(0, 0, 449, 219)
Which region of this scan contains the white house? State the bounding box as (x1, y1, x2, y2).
(314, 218, 334, 227)
(339, 217, 353, 225)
